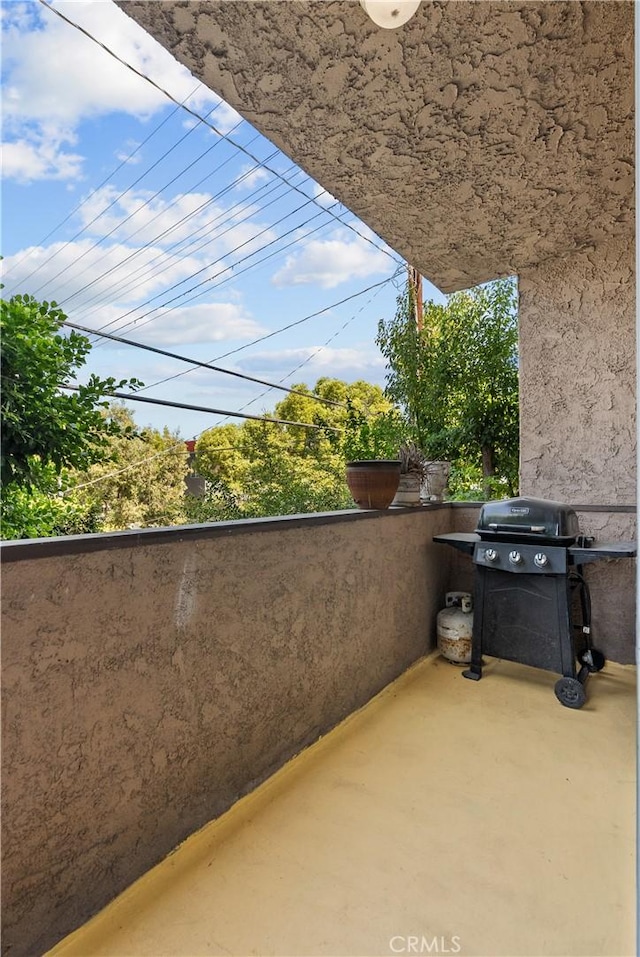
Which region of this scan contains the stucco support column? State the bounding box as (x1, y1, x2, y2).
(635, 1, 639, 947)
(519, 239, 636, 506)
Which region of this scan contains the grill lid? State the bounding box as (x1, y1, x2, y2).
(476, 496, 580, 544)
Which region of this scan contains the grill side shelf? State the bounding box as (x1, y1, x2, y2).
(432, 532, 478, 556)
(569, 541, 637, 565)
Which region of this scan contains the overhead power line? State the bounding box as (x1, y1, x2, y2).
(28, 107, 244, 299)
(59, 384, 343, 431)
(90, 195, 328, 337)
(90, 204, 357, 343)
(62, 319, 347, 408)
(124, 273, 399, 395)
(4, 86, 201, 280)
(58, 277, 394, 497)
(79, 167, 302, 330)
(47, 119, 260, 306)
(37, 0, 401, 268)
(61, 143, 283, 314)
(225, 274, 392, 418)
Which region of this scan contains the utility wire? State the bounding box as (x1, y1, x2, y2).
(28, 108, 244, 298)
(85, 206, 348, 350)
(23, 96, 231, 291)
(59, 384, 343, 431)
(61, 146, 288, 322)
(3, 88, 200, 280)
(77, 172, 300, 332)
(52, 120, 260, 306)
(62, 319, 347, 408)
(37, 0, 400, 269)
(213, 272, 400, 363)
(75, 162, 302, 325)
(269, 279, 389, 389)
(59, 280, 392, 496)
(63, 144, 284, 315)
(222, 278, 391, 419)
(93, 195, 325, 335)
(89, 202, 341, 342)
(124, 273, 398, 395)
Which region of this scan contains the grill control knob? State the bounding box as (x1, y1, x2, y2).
(508, 550, 523, 565)
(534, 552, 549, 568)
(484, 548, 498, 563)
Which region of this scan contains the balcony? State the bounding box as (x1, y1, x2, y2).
(2, 504, 636, 956)
(46, 652, 635, 957)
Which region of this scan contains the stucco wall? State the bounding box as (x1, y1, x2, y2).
(519, 239, 636, 505)
(115, 0, 633, 294)
(1, 508, 453, 957)
(573, 508, 636, 666)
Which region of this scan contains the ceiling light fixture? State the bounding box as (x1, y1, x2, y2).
(359, 0, 421, 29)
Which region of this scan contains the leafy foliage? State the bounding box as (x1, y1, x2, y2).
(342, 405, 406, 462)
(377, 279, 519, 498)
(1, 463, 102, 540)
(70, 404, 189, 531)
(2, 403, 190, 539)
(190, 378, 394, 521)
(1, 294, 141, 487)
(0, 294, 151, 539)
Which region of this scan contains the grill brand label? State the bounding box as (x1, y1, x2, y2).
(510, 507, 530, 515)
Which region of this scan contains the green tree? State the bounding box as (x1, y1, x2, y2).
(377, 279, 519, 498)
(71, 405, 190, 531)
(1, 294, 143, 539)
(190, 378, 396, 521)
(194, 423, 245, 487)
(0, 464, 102, 540)
(1, 294, 141, 487)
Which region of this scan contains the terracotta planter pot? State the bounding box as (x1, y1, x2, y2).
(346, 460, 401, 510)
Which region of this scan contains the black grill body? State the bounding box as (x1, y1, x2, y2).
(471, 558, 582, 679)
(434, 497, 636, 709)
(477, 496, 580, 545)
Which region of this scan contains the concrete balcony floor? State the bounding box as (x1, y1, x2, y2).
(47, 654, 635, 957)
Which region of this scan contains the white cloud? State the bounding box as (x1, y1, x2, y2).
(235, 164, 271, 190)
(2, 238, 205, 311)
(271, 229, 392, 289)
(1, 0, 240, 182)
(2, 239, 264, 347)
(1, 178, 284, 319)
(2, 1, 216, 126)
(1, 131, 84, 182)
(238, 346, 386, 381)
(72, 184, 279, 259)
(82, 302, 266, 347)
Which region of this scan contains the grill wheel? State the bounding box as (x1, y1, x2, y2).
(554, 676, 587, 709)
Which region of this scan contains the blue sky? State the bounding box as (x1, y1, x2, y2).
(2, 0, 446, 438)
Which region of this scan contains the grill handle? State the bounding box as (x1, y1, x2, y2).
(487, 523, 546, 533)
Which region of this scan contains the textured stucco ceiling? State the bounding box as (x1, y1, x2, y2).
(116, 1, 633, 292)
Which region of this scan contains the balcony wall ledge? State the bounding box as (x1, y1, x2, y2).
(2, 501, 634, 564)
(0, 503, 451, 562)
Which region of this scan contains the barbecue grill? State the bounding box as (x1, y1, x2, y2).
(434, 496, 636, 708)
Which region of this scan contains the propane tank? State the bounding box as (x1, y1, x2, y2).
(437, 592, 473, 664)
